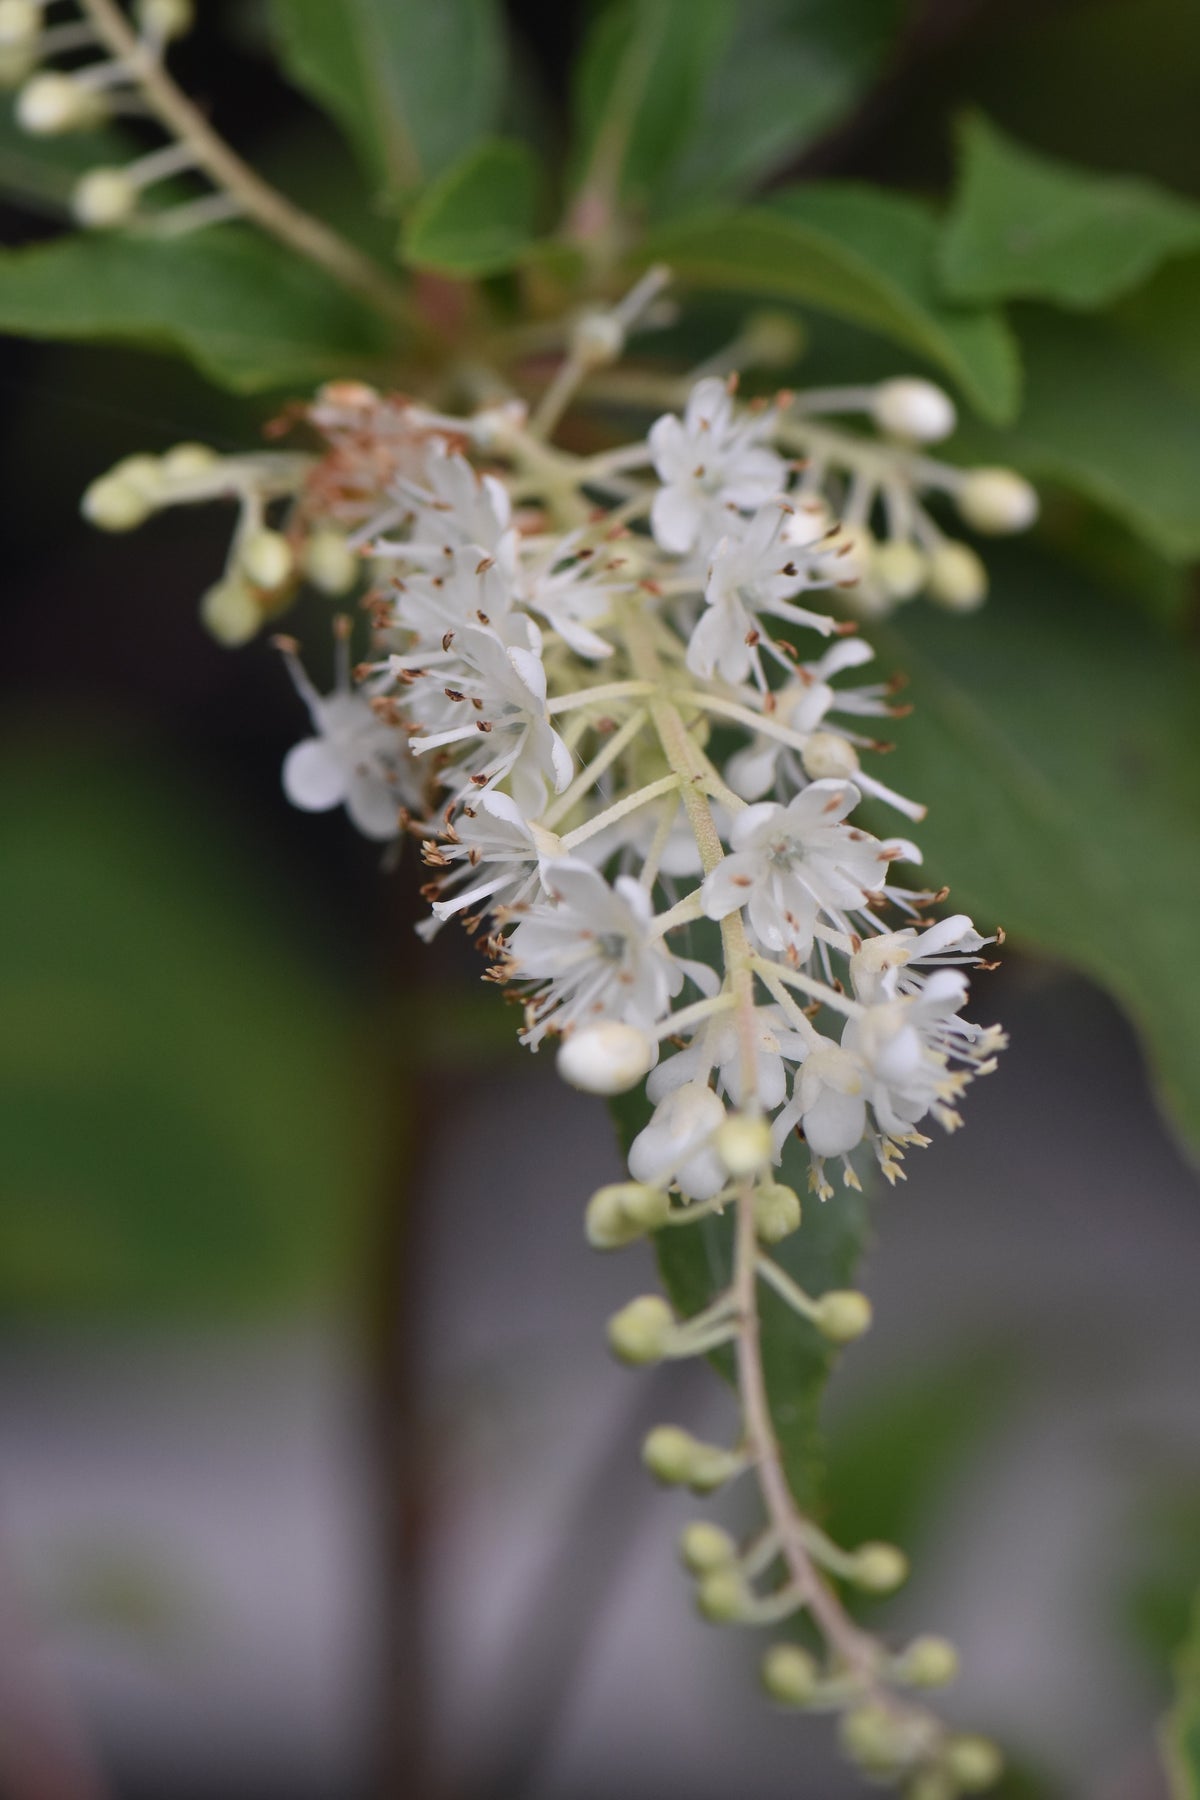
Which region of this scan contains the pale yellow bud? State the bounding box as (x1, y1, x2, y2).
(585, 1182, 670, 1250)
(753, 1181, 801, 1244)
(200, 576, 260, 647)
(240, 528, 294, 592)
(607, 1295, 673, 1364)
(714, 1113, 772, 1176)
(17, 72, 105, 134)
(72, 168, 138, 229)
(678, 1522, 737, 1574)
(898, 1634, 960, 1688)
(872, 377, 956, 444)
(802, 730, 860, 782)
(761, 1642, 818, 1706)
(161, 442, 220, 482)
(957, 467, 1038, 535)
(873, 538, 927, 600)
(927, 542, 987, 612)
(852, 1540, 910, 1593)
(0, 1, 40, 47)
(944, 1736, 1003, 1791)
(136, 0, 193, 37)
(813, 1288, 872, 1343)
(81, 474, 151, 532)
(695, 1567, 746, 1622)
(302, 529, 359, 596)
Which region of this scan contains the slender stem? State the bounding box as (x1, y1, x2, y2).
(77, 0, 414, 330)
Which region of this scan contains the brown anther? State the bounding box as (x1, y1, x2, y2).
(444, 688, 465, 703)
(477, 720, 493, 733)
(442, 631, 455, 652)
(475, 556, 495, 575)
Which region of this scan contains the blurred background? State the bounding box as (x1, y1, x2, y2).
(3, 2, 1200, 1796)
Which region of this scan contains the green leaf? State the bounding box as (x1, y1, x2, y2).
(940, 113, 1200, 310)
(611, 1090, 869, 1510)
(952, 308, 1200, 562)
(1163, 1589, 1200, 1799)
(641, 184, 1020, 423)
(0, 228, 390, 392)
(570, 0, 733, 211)
(659, 0, 906, 211)
(269, 0, 506, 201)
(0, 738, 383, 1317)
(877, 546, 1200, 1159)
(403, 138, 540, 277)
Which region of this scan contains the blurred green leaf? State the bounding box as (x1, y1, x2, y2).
(612, 1090, 869, 1510)
(953, 309, 1200, 561)
(878, 547, 1200, 1159)
(1122, 1487, 1200, 1669)
(0, 229, 390, 392)
(570, 0, 731, 212)
(403, 138, 540, 276)
(659, 0, 906, 211)
(1163, 1590, 1200, 1798)
(642, 184, 1020, 422)
(269, 0, 507, 201)
(0, 738, 382, 1316)
(940, 113, 1200, 310)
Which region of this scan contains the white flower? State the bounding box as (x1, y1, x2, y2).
(380, 441, 515, 564)
(504, 858, 687, 1046)
(649, 377, 785, 554)
(407, 625, 572, 814)
(843, 969, 1005, 1141)
(648, 1006, 805, 1113)
(850, 914, 990, 1003)
(686, 502, 840, 685)
(789, 1040, 869, 1160)
(700, 780, 899, 956)
(390, 545, 528, 652)
(427, 790, 559, 923)
(278, 637, 417, 840)
(515, 531, 626, 661)
(627, 1082, 728, 1201)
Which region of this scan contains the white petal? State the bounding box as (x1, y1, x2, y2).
(803, 1085, 867, 1158)
(345, 771, 400, 840)
(283, 738, 346, 812)
(652, 485, 702, 553)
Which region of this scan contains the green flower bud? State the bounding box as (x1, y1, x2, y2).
(873, 538, 927, 601)
(927, 542, 987, 612)
(906, 1771, 956, 1800)
(607, 1295, 673, 1364)
(852, 1541, 910, 1594)
(586, 1182, 670, 1250)
(898, 1634, 959, 1689)
(740, 309, 806, 369)
(81, 474, 152, 533)
(678, 1521, 737, 1574)
(695, 1567, 747, 1622)
(200, 576, 260, 647)
(641, 1425, 742, 1492)
(840, 1703, 907, 1775)
(761, 1642, 818, 1706)
(945, 1735, 1003, 1791)
(813, 1289, 872, 1343)
(753, 1181, 801, 1244)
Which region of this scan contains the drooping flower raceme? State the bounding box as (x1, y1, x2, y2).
(83, 340, 1033, 1798)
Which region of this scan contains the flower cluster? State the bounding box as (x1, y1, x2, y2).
(83, 326, 1030, 1793)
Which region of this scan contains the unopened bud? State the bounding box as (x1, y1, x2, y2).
(872, 377, 956, 444)
(558, 1021, 655, 1096)
(957, 466, 1038, 535)
(908, 1772, 957, 1800)
(753, 1181, 801, 1244)
(161, 442, 220, 482)
(0, 42, 36, 85)
(200, 576, 260, 647)
(81, 474, 152, 532)
(17, 72, 105, 134)
(607, 1294, 673, 1365)
(572, 309, 624, 367)
(741, 309, 805, 369)
(897, 1634, 959, 1688)
(0, 0, 40, 46)
(802, 731, 860, 782)
(136, 0, 193, 38)
(678, 1521, 737, 1574)
(761, 1642, 819, 1706)
(302, 529, 359, 595)
(873, 538, 927, 601)
(813, 1288, 872, 1343)
(945, 1736, 1003, 1791)
(240, 528, 294, 592)
(72, 168, 137, 229)
(852, 1541, 909, 1593)
(840, 1703, 907, 1774)
(695, 1567, 746, 1622)
(586, 1181, 670, 1250)
(641, 1425, 742, 1492)
(714, 1113, 771, 1176)
(927, 542, 987, 611)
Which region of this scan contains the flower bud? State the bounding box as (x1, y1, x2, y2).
(17, 72, 105, 134)
(0, 1, 40, 47)
(607, 1294, 673, 1364)
(161, 442, 220, 482)
(908, 1772, 956, 1800)
(678, 1521, 737, 1574)
(873, 538, 927, 601)
(802, 731, 860, 782)
(695, 1567, 747, 1622)
(572, 309, 624, 367)
(851, 1541, 909, 1594)
(927, 542, 987, 612)
(200, 575, 260, 647)
(302, 529, 359, 596)
(557, 1020, 655, 1096)
(0, 42, 36, 86)
(813, 1288, 872, 1343)
(956, 467, 1038, 535)
(81, 473, 152, 532)
(753, 1181, 801, 1244)
(872, 378, 956, 444)
(897, 1634, 959, 1688)
(585, 1181, 670, 1250)
(761, 1642, 818, 1706)
(840, 1703, 908, 1774)
(741, 309, 805, 369)
(72, 168, 138, 230)
(136, 0, 193, 37)
(240, 528, 294, 592)
(714, 1113, 772, 1176)
(641, 1425, 743, 1492)
(944, 1735, 1003, 1791)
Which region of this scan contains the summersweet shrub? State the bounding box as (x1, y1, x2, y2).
(6, 2, 1200, 1793)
